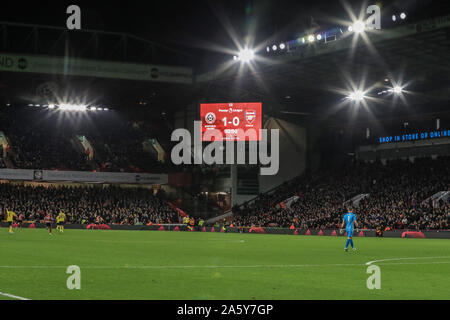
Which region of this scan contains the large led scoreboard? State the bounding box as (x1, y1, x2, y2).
(200, 102, 262, 141)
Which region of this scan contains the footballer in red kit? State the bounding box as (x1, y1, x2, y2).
(18, 213, 24, 228)
(44, 213, 53, 235)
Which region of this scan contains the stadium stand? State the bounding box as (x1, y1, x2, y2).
(7, 131, 91, 171)
(231, 157, 449, 231)
(0, 107, 168, 173)
(0, 183, 180, 225)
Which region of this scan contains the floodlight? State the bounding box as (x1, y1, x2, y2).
(352, 20, 365, 33)
(348, 90, 365, 101)
(392, 86, 403, 94)
(237, 48, 254, 62)
(59, 104, 87, 111)
(400, 13, 406, 20)
(307, 35, 315, 42)
(272, 45, 277, 51)
(279, 43, 285, 50)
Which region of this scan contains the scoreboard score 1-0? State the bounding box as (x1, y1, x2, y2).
(200, 102, 262, 141)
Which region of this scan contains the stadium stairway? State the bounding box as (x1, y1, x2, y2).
(0, 132, 19, 169)
(343, 193, 370, 207)
(422, 191, 450, 208)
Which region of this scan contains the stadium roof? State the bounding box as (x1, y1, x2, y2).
(1, 1, 450, 124)
(196, 14, 450, 124)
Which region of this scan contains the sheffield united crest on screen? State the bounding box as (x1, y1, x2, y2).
(205, 112, 216, 124)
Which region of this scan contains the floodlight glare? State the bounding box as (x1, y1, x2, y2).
(48, 104, 56, 109)
(316, 34, 322, 40)
(279, 43, 286, 50)
(348, 25, 353, 32)
(352, 20, 365, 33)
(400, 12, 406, 20)
(272, 45, 277, 51)
(392, 15, 397, 21)
(307, 35, 315, 42)
(301, 37, 305, 43)
(237, 48, 254, 62)
(348, 90, 365, 101)
(393, 86, 403, 94)
(233, 55, 237, 60)
(266, 46, 270, 52)
(59, 104, 87, 111)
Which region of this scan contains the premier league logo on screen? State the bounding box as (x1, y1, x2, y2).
(205, 112, 216, 124)
(245, 110, 256, 124)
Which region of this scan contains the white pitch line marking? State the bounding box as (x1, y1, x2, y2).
(365, 256, 450, 266)
(0, 292, 31, 300)
(10, 238, 246, 244)
(0, 261, 449, 270)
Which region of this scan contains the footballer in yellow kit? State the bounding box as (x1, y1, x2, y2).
(6, 209, 16, 234)
(56, 211, 66, 233)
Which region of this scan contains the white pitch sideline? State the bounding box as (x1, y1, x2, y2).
(0, 260, 449, 270)
(0, 292, 31, 300)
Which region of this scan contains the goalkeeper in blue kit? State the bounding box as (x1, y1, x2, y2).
(340, 208, 359, 252)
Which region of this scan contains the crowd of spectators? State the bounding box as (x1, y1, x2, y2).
(91, 121, 165, 173)
(0, 183, 181, 225)
(232, 157, 449, 230)
(7, 132, 91, 170)
(0, 107, 168, 173)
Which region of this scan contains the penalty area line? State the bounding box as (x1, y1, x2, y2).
(0, 292, 31, 300)
(365, 256, 450, 266)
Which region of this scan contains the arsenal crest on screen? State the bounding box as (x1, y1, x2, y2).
(245, 110, 256, 124)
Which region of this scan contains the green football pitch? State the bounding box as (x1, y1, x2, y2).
(0, 228, 449, 300)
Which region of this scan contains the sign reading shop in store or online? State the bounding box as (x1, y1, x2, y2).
(378, 129, 450, 143)
(200, 102, 262, 141)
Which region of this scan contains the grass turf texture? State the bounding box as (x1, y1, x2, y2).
(0, 229, 449, 300)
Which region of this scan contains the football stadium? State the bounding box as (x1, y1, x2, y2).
(0, 0, 449, 306)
